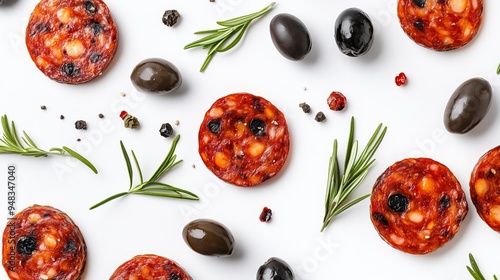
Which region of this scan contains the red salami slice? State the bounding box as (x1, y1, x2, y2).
(470, 146, 500, 232)
(198, 93, 290, 187)
(26, 0, 118, 84)
(397, 0, 483, 51)
(109, 254, 192, 280)
(370, 158, 468, 254)
(2, 205, 86, 280)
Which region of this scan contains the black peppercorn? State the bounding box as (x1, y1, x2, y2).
(162, 10, 180, 27)
(315, 111, 326, 122)
(159, 123, 174, 138)
(75, 120, 87, 130)
(299, 102, 311, 113)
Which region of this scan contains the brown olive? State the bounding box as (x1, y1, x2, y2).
(182, 219, 234, 257)
(443, 77, 492, 134)
(130, 58, 182, 95)
(270, 13, 312, 61)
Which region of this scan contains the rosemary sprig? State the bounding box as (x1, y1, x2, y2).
(89, 134, 198, 210)
(467, 253, 498, 280)
(0, 114, 97, 173)
(184, 2, 276, 72)
(321, 117, 387, 232)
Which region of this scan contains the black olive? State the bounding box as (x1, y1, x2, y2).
(208, 119, 221, 134)
(17, 236, 37, 256)
(250, 118, 266, 137)
(334, 8, 374, 57)
(62, 240, 77, 253)
(159, 123, 174, 138)
(62, 63, 79, 77)
(169, 272, 180, 280)
(412, 0, 426, 8)
(443, 77, 492, 134)
(182, 219, 235, 257)
(89, 53, 101, 63)
(84, 1, 96, 14)
(439, 195, 451, 214)
(270, 13, 312, 61)
(413, 20, 425, 32)
(130, 58, 182, 95)
(90, 21, 102, 36)
(387, 194, 409, 213)
(257, 257, 295, 280)
(372, 212, 389, 227)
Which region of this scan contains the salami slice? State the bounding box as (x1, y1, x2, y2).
(109, 254, 192, 280)
(370, 158, 468, 254)
(198, 93, 290, 187)
(26, 0, 118, 84)
(397, 0, 483, 51)
(2, 205, 86, 280)
(470, 146, 500, 232)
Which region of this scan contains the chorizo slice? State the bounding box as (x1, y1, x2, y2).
(26, 0, 118, 84)
(397, 0, 483, 50)
(2, 205, 87, 280)
(370, 158, 468, 254)
(470, 146, 500, 232)
(198, 93, 290, 187)
(109, 254, 191, 280)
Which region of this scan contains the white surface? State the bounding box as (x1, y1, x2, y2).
(1, 0, 500, 279)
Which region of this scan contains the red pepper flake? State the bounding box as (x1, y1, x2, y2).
(119, 110, 128, 119)
(327, 91, 347, 111)
(259, 207, 272, 222)
(395, 72, 407, 86)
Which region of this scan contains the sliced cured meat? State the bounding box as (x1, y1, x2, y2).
(2, 205, 86, 279)
(109, 254, 192, 280)
(26, 0, 118, 84)
(199, 93, 290, 187)
(470, 146, 500, 232)
(397, 0, 483, 50)
(370, 158, 468, 254)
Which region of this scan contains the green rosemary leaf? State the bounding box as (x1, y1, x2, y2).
(131, 150, 143, 184)
(321, 117, 387, 232)
(216, 2, 276, 27)
(217, 22, 250, 52)
(1, 114, 97, 173)
(467, 253, 498, 280)
(90, 134, 198, 210)
(120, 141, 133, 190)
(496, 62, 500, 75)
(89, 192, 129, 210)
(185, 2, 275, 72)
(61, 146, 98, 174)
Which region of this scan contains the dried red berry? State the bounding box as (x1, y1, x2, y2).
(395, 72, 407, 86)
(327, 91, 347, 111)
(259, 207, 272, 222)
(119, 110, 128, 119)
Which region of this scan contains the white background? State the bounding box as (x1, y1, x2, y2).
(1, 0, 500, 279)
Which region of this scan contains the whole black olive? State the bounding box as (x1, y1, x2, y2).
(443, 77, 492, 134)
(257, 257, 295, 280)
(334, 8, 374, 57)
(270, 13, 312, 61)
(130, 58, 182, 95)
(182, 219, 235, 257)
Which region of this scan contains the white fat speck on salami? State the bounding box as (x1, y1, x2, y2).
(2, 205, 86, 280)
(370, 158, 468, 254)
(398, 0, 483, 50)
(470, 145, 500, 232)
(26, 0, 118, 84)
(109, 254, 192, 280)
(198, 93, 290, 187)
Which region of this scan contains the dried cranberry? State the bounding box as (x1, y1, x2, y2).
(395, 72, 407, 86)
(327, 91, 347, 111)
